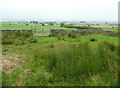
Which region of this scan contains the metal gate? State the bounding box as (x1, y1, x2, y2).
(33, 29, 51, 37)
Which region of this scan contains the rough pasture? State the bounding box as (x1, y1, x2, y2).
(1, 23, 119, 86)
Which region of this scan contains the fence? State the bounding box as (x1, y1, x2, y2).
(33, 29, 51, 36)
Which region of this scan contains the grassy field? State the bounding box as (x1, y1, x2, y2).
(102, 27, 118, 31)
(1, 24, 78, 30)
(2, 31, 119, 86)
(1, 23, 118, 31)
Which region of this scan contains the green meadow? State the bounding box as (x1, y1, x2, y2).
(2, 29, 119, 86)
(1, 23, 118, 31)
(1, 24, 77, 30)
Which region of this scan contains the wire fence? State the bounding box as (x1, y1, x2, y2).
(33, 29, 51, 37)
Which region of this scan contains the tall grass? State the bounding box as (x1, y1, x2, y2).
(2, 34, 118, 86)
(2, 31, 36, 44)
(48, 41, 118, 85)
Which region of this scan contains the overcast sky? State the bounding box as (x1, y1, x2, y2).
(0, 0, 119, 22)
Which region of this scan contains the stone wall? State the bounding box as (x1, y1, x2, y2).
(0, 30, 33, 36)
(1, 29, 118, 37)
(50, 29, 68, 36)
(50, 29, 118, 36)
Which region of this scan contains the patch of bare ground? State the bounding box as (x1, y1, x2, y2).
(2, 54, 21, 75)
(0, 55, 2, 71)
(0, 54, 2, 86)
(2, 54, 31, 85)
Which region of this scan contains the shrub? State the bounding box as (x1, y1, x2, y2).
(90, 38, 97, 42)
(50, 44, 54, 48)
(2, 31, 35, 45)
(56, 35, 64, 40)
(56, 36, 61, 40)
(2, 38, 13, 44)
(80, 31, 92, 35)
(22, 32, 31, 37)
(98, 41, 117, 52)
(27, 37, 37, 43)
(68, 32, 77, 38)
(60, 23, 65, 27)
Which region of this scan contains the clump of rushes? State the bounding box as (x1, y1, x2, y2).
(50, 44, 54, 48)
(48, 41, 118, 83)
(2, 31, 36, 45)
(90, 38, 97, 42)
(68, 32, 77, 38)
(27, 37, 37, 43)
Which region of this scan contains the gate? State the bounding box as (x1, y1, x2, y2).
(33, 29, 51, 37)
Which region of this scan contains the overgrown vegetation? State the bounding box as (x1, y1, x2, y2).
(2, 31, 37, 45)
(68, 32, 78, 38)
(60, 23, 65, 27)
(48, 41, 118, 85)
(2, 32, 119, 86)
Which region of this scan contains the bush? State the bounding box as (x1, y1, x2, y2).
(60, 23, 65, 27)
(22, 32, 31, 37)
(50, 44, 54, 48)
(56, 36, 61, 40)
(80, 31, 92, 35)
(2, 31, 36, 45)
(27, 37, 37, 43)
(2, 38, 13, 44)
(68, 32, 77, 38)
(56, 35, 64, 40)
(90, 38, 97, 42)
(98, 41, 116, 52)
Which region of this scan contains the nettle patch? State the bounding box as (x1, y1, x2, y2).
(2, 31, 37, 45)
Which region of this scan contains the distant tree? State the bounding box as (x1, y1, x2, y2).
(80, 21, 86, 23)
(96, 24, 100, 26)
(26, 22, 29, 25)
(70, 23, 74, 25)
(86, 24, 90, 26)
(105, 22, 108, 25)
(110, 24, 112, 26)
(49, 22, 54, 25)
(60, 23, 65, 27)
(88, 25, 91, 26)
(30, 21, 38, 24)
(42, 23, 44, 26)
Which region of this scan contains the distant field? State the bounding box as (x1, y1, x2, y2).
(1, 24, 78, 30)
(102, 27, 118, 31)
(1, 23, 118, 31)
(92, 25, 118, 31)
